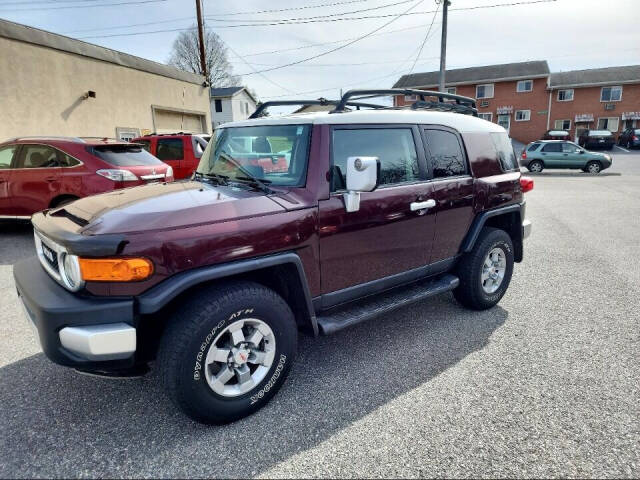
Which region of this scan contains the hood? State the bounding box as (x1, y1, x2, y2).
(59, 181, 286, 234)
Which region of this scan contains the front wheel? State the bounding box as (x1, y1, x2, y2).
(586, 161, 602, 174)
(453, 227, 514, 310)
(158, 281, 297, 424)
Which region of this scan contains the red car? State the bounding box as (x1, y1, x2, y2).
(131, 133, 208, 179)
(0, 136, 173, 219)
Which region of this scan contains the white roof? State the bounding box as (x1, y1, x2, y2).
(224, 109, 506, 134)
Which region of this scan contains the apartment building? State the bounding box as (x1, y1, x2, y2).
(394, 61, 640, 144)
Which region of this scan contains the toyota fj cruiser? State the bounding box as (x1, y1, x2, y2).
(14, 90, 533, 424)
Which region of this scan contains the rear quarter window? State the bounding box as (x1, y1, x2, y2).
(90, 145, 163, 166)
(490, 132, 518, 171)
(527, 143, 541, 151)
(156, 138, 184, 161)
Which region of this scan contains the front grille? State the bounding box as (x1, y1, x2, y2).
(40, 241, 59, 271)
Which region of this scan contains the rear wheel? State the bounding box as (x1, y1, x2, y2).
(158, 281, 297, 424)
(453, 227, 514, 310)
(586, 161, 602, 174)
(528, 160, 543, 173)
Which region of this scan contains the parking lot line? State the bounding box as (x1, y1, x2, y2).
(615, 145, 630, 153)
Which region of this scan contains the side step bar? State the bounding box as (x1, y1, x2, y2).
(316, 274, 460, 335)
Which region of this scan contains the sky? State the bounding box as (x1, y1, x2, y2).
(1, 0, 639, 104)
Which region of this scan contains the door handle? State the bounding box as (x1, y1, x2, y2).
(410, 199, 436, 211)
(45, 176, 57, 182)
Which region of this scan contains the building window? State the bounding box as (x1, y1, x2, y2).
(597, 117, 620, 132)
(557, 89, 574, 101)
(404, 94, 417, 102)
(516, 80, 533, 92)
(214, 99, 222, 112)
(446, 87, 456, 95)
(478, 113, 493, 122)
(600, 86, 622, 102)
(554, 119, 571, 130)
(476, 84, 494, 99)
(515, 110, 531, 121)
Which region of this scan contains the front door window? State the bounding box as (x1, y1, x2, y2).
(497, 114, 511, 133)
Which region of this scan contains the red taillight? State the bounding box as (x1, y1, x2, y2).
(521, 150, 527, 160)
(633, 135, 638, 141)
(520, 176, 534, 193)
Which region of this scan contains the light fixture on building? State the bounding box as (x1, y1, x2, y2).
(82, 90, 96, 100)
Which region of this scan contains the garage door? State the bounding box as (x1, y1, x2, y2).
(154, 108, 206, 134)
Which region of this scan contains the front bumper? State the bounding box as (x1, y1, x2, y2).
(14, 256, 137, 369)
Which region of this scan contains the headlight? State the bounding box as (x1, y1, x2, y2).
(166, 166, 174, 179)
(96, 169, 139, 182)
(60, 253, 84, 291)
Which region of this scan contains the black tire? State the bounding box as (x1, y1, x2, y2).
(453, 227, 514, 310)
(527, 160, 543, 173)
(158, 281, 297, 424)
(586, 161, 602, 174)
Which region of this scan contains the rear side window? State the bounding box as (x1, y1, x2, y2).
(490, 132, 518, 171)
(527, 143, 541, 151)
(90, 145, 163, 166)
(0, 145, 16, 168)
(156, 138, 184, 161)
(59, 152, 81, 167)
(541, 143, 562, 153)
(423, 129, 466, 178)
(331, 128, 419, 190)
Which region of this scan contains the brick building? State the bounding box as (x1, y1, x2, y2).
(393, 61, 640, 144)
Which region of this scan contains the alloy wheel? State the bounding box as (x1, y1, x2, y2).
(204, 318, 276, 397)
(481, 247, 506, 294)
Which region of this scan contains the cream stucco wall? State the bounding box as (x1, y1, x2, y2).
(0, 37, 211, 140)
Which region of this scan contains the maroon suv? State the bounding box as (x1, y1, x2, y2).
(14, 90, 533, 424)
(0, 137, 173, 219)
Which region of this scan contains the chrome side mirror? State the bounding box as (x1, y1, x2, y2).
(344, 156, 379, 213)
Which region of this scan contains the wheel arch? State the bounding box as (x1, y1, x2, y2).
(461, 204, 524, 263)
(137, 252, 318, 336)
(49, 194, 79, 208)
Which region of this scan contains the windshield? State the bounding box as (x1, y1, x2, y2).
(197, 124, 311, 187)
(90, 145, 164, 166)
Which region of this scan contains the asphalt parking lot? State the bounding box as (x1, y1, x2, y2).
(0, 149, 639, 478)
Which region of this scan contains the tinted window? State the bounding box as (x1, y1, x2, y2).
(135, 140, 151, 152)
(198, 124, 311, 187)
(542, 143, 562, 153)
(91, 145, 164, 166)
(490, 133, 518, 171)
(424, 129, 466, 178)
(156, 138, 184, 161)
(59, 152, 81, 167)
(0, 145, 16, 169)
(331, 128, 419, 189)
(19, 145, 59, 168)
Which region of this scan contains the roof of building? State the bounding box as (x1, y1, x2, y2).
(211, 86, 257, 103)
(393, 60, 550, 88)
(0, 18, 204, 85)
(222, 108, 505, 134)
(549, 65, 640, 88)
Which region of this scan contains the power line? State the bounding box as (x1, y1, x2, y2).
(224, 42, 295, 95)
(0, 0, 167, 11)
(409, 1, 439, 73)
(209, 0, 369, 17)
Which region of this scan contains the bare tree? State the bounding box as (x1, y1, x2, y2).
(168, 26, 241, 87)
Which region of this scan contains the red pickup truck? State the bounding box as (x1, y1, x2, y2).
(131, 133, 209, 179)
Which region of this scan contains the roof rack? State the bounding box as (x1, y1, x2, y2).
(249, 98, 385, 119)
(331, 89, 478, 116)
(142, 132, 193, 137)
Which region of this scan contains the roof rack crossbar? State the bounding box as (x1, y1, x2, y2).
(249, 98, 385, 119)
(331, 89, 478, 116)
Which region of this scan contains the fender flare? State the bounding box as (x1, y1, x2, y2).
(136, 251, 318, 335)
(460, 203, 524, 260)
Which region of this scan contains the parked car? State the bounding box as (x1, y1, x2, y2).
(577, 129, 615, 150)
(0, 136, 173, 219)
(542, 129, 570, 141)
(131, 133, 208, 179)
(617, 128, 640, 149)
(520, 140, 612, 173)
(14, 89, 533, 424)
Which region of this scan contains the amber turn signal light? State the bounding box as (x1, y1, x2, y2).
(78, 257, 154, 282)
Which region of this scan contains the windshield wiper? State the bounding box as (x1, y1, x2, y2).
(194, 171, 229, 185)
(218, 152, 273, 194)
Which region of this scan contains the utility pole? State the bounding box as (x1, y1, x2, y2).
(438, 0, 450, 93)
(195, 0, 208, 83)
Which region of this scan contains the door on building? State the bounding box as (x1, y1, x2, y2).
(153, 107, 206, 133)
(497, 114, 511, 134)
(575, 124, 590, 143)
